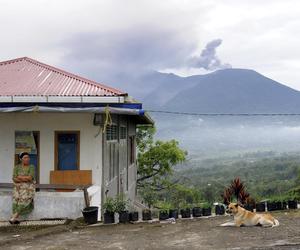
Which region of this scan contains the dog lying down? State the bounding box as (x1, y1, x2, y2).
(220, 203, 279, 228)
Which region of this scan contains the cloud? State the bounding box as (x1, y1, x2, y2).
(1, 0, 299, 89)
(59, 27, 198, 81)
(187, 39, 232, 70)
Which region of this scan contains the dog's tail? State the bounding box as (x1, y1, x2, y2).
(272, 219, 279, 227)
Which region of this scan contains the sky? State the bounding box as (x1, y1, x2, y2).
(1, 0, 300, 90)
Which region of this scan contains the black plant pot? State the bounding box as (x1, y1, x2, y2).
(282, 201, 287, 210)
(82, 206, 98, 224)
(255, 203, 265, 212)
(288, 200, 298, 209)
(215, 205, 225, 215)
(275, 201, 283, 210)
(159, 211, 169, 220)
(104, 212, 115, 224)
(244, 204, 255, 212)
(180, 208, 191, 218)
(202, 207, 212, 216)
(169, 209, 178, 219)
(129, 211, 139, 222)
(119, 211, 129, 223)
(142, 210, 152, 221)
(192, 207, 202, 217)
(267, 202, 277, 211)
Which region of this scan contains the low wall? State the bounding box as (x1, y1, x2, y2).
(0, 191, 86, 220)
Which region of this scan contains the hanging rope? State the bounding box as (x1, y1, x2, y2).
(102, 105, 113, 134)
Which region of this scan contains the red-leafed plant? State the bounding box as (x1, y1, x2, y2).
(239, 189, 250, 204)
(230, 177, 245, 203)
(222, 177, 252, 205)
(221, 187, 233, 205)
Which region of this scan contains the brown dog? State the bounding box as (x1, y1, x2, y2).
(220, 203, 279, 227)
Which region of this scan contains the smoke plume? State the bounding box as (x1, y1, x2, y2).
(188, 39, 232, 70)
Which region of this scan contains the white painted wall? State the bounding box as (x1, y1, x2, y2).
(0, 112, 103, 186)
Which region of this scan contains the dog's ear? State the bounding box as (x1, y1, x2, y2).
(235, 203, 238, 208)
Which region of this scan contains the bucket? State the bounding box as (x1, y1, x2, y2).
(82, 206, 98, 224)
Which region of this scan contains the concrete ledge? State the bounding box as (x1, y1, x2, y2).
(0, 191, 85, 220)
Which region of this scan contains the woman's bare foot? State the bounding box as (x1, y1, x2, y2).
(9, 213, 20, 224)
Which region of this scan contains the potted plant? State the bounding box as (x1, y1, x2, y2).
(159, 209, 169, 220)
(169, 208, 179, 219)
(192, 203, 202, 217)
(215, 204, 225, 215)
(288, 200, 298, 209)
(244, 197, 256, 212)
(202, 203, 212, 216)
(267, 199, 277, 211)
(180, 202, 191, 218)
(275, 199, 283, 210)
(255, 202, 266, 212)
(129, 211, 139, 222)
(103, 197, 115, 224)
(114, 194, 129, 223)
(244, 203, 255, 212)
(142, 208, 152, 221)
(128, 204, 139, 222)
(158, 202, 171, 221)
(282, 200, 288, 210)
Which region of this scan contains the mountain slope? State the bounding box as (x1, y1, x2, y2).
(161, 69, 300, 113)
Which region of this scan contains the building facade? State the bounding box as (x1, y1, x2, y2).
(0, 57, 153, 220)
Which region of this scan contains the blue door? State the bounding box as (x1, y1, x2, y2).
(57, 133, 79, 170)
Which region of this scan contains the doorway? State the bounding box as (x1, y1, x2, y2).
(15, 131, 40, 183)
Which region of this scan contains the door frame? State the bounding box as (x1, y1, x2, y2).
(14, 131, 40, 184)
(54, 131, 80, 171)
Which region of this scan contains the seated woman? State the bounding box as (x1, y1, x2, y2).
(9, 152, 36, 224)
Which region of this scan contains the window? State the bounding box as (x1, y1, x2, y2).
(106, 124, 118, 141)
(55, 131, 80, 170)
(129, 136, 135, 165)
(120, 126, 127, 140)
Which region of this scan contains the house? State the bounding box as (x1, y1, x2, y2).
(0, 57, 153, 220)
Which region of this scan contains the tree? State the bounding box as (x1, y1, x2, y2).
(168, 184, 202, 208)
(139, 184, 159, 208)
(136, 125, 187, 191)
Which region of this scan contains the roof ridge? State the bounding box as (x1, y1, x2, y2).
(0, 57, 127, 96)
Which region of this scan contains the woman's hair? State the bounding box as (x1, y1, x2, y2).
(19, 152, 30, 160)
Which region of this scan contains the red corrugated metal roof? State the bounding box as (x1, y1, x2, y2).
(0, 57, 126, 97)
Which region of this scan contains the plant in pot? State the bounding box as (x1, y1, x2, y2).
(215, 204, 225, 215)
(267, 198, 278, 211)
(169, 200, 179, 219)
(255, 201, 266, 212)
(142, 208, 152, 221)
(114, 194, 129, 223)
(158, 202, 171, 221)
(281, 198, 288, 210)
(202, 202, 212, 216)
(266, 197, 285, 211)
(128, 204, 139, 222)
(244, 197, 256, 212)
(180, 202, 192, 218)
(103, 197, 115, 224)
(169, 208, 179, 219)
(288, 199, 298, 209)
(192, 203, 202, 218)
(129, 210, 139, 222)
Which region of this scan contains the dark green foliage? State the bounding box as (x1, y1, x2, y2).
(174, 153, 300, 202)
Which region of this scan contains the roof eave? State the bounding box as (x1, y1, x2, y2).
(0, 96, 125, 104)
